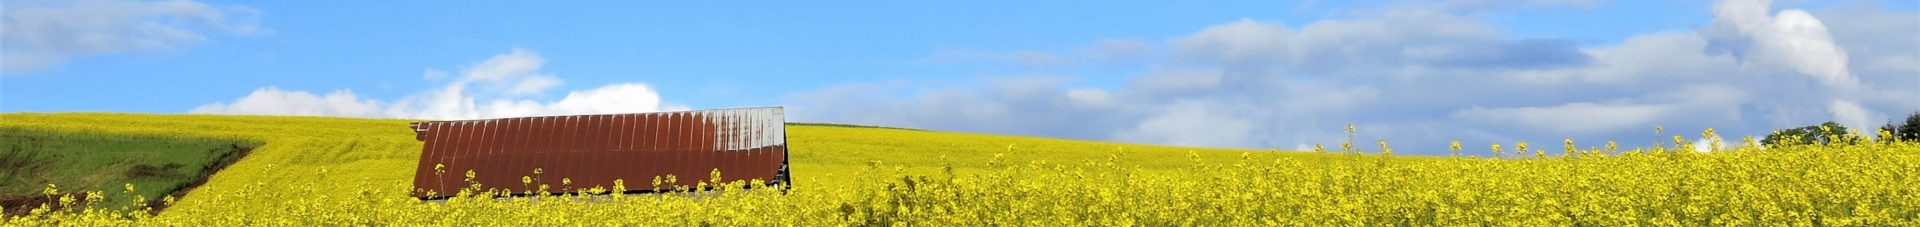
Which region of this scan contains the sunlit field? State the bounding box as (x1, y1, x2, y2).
(2, 113, 1915, 225)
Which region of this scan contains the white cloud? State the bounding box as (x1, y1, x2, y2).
(786, 76, 1137, 141)
(193, 49, 683, 120)
(1128, 68, 1226, 94)
(1, 0, 262, 74)
(1863, 55, 1920, 74)
(1829, 99, 1882, 131)
(545, 84, 686, 116)
(1063, 88, 1114, 108)
(1113, 101, 1255, 147)
(1692, 136, 1726, 152)
(190, 87, 384, 118)
(1452, 102, 1670, 135)
(786, 0, 1918, 155)
(1813, 2, 1920, 115)
(1515, 31, 1740, 85)
(1817, 3, 1920, 77)
(444, 49, 563, 97)
(1175, 18, 1290, 65)
(1711, 0, 1856, 88)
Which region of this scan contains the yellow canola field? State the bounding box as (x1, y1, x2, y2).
(2, 113, 1916, 226)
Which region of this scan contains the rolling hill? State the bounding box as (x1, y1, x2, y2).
(1, 113, 1914, 225)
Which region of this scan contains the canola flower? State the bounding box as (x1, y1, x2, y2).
(1449, 140, 1461, 157)
(1490, 143, 1503, 157)
(1515, 141, 1529, 159)
(1377, 139, 1392, 156)
(1563, 138, 1575, 158)
(1, 113, 1917, 226)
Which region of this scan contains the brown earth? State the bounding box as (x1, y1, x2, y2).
(0, 144, 252, 217)
(0, 193, 86, 217)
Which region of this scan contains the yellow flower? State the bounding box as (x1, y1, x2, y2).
(1563, 138, 1575, 157)
(1378, 139, 1393, 155)
(1490, 143, 1503, 157)
(11, 111, 1920, 225)
(1449, 140, 1462, 156)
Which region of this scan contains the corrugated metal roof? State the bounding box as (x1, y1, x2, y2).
(408, 107, 788, 198)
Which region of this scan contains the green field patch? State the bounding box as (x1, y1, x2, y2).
(0, 128, 258, 215)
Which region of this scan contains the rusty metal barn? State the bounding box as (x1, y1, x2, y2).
(407, 107, 788, 199)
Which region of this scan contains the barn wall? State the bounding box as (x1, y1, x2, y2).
(408, 107, 787, 198)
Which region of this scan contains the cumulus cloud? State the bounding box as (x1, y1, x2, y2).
(193, 49, 685, 120)
(920, 38, 1163, 69)
(189, 87, 385, 118)
(1172, 12, 1592, 81)
(466, 83, 678, 120)
(1514, 31, 1740, 85)
(452, 49, 564, 96)
(1814, 2, 1920, 115)
(1710, 0, 1856, 88)
(1411, 38, 1592, 69)
(1692, 136, 1727, 152)
(788, 0, 1917, 154)
(1452, 102, 1670, 135)
(1174, 19, 1290, 66)
(1828, 99, 1883, 134)
(1114, 101, 1256, 147)
(798, 6, 1600, 150)
(1, 0, 261, 74)
(788, 76, 1136, 140)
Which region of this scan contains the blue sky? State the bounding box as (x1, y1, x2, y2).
(4, 0, 1917, 155)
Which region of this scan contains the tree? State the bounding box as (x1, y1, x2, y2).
(1761, 121, 1861, 147)
(1879, 112, 1920, 142)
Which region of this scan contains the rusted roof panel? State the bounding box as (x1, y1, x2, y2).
(409, 107, 788, 198)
